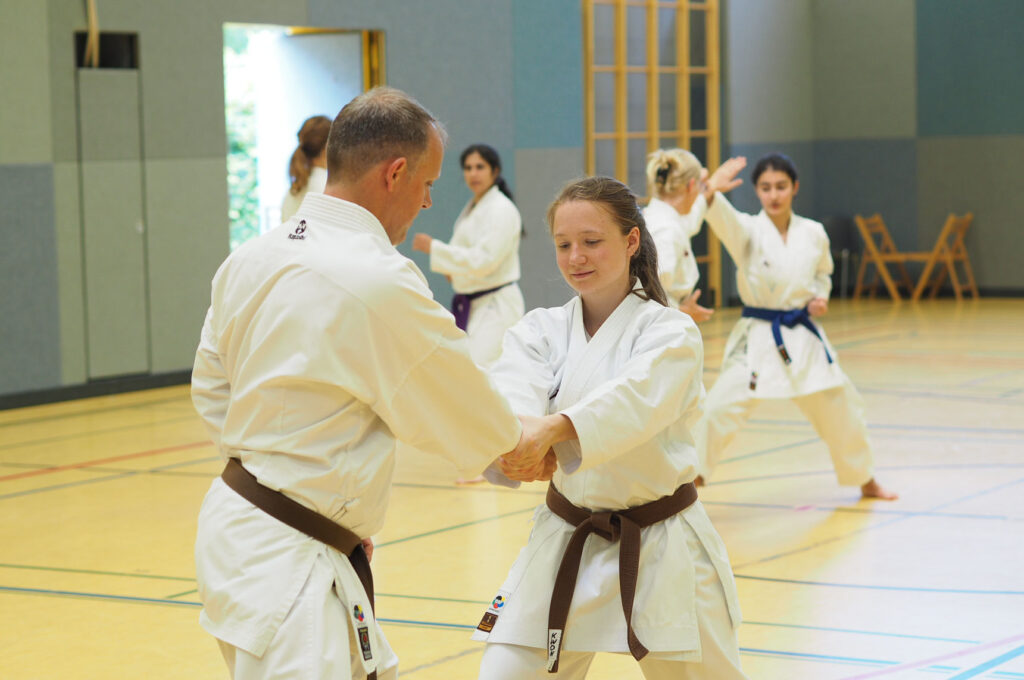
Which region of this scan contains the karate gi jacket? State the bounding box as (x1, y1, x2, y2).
(192, 193, 522, 666)
(473, 292, 741, 657)
(644, 194, 708, 308)
(429, 184, 522, 294)
(706, 193, 845, 398)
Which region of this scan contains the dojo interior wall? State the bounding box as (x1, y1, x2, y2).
(721, 0, 1024, 303)
(2, 0, 1021, 400)
(0, 0, 581, 400)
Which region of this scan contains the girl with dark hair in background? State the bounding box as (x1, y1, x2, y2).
(280, 115, 331, 222)
(412, 144, 524, 369)
(472, 176, 747, 679)
(696, 153, 898, 500)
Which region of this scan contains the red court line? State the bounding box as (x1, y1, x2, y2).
(0, 440, 212, 483)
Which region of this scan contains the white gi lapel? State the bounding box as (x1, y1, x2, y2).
(553, 292, 643, 411)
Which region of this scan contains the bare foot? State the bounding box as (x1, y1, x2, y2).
(861, 478, 898, 500)
(455, 475, 486, 485)
(694, 475, 705, 487)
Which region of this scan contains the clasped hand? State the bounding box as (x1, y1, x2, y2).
(498, 414, 576, 482)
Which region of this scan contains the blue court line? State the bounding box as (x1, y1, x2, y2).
(833, 333, 903, 350)
(958, 368, 1024, 388)
(1001, 388, 1024, 399)
(0, 395, 189, 429)
(858, 387, 1024, 405)
(6, 583, 1023, 677)
(720, 437, 822, 464)
(709, 463, 1024, 488)
(742, 620, 976, 645)
(701, 499, 1012, 522)
(0, 455, 221, 501)
(0, 414, 202, 453)
(748, 419, 1024, 437)
(948, 645, 1024, 680)
(375, 506, 538, 549)
(733, 474, 1024, 569)
(733, 574, 1024, 596)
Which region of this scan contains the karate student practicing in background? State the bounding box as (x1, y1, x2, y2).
(191, 88, 548, 680)
(473, 176, 747, 680)
(695, 153, 897, 500)
(643, 148, 714, 322)
(412, 143, 525, 369)
(280, 114, 331, 221)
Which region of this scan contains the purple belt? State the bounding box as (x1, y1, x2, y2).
(451, 282, 515, 331)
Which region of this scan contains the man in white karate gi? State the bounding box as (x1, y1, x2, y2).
(191, 87, 544, 680)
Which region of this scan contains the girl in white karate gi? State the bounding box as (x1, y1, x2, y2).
(280, 115, 330, 222)
(695, 153, 897, 500)
(412, 144, 525, 369)
(474, 177, 748, 679)
(643, 148, 714, 322)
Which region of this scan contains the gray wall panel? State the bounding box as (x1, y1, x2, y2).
(0, 165, 61, 394)
(723, 0, 814, 145)
(916, 137, 1024, 289)
(0, 0, 53, 164)
(812, 0, 916, 140)
(514, 148, 583, 311)
(814, 139, 918, 252)
(144, 158, 230, 372)
(53, 161, 87, 384)
(77, 70, 141, 162)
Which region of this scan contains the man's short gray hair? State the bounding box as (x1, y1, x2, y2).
(326, 87, 448, 182)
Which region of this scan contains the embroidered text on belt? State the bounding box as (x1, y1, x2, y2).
(741, 305, 833, 364)
(451, 281, 516, 330)
(543, 481, 698, 673)
(221, 458, 378, 679)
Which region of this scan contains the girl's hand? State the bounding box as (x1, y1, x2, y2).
(704, 156, 747, 203)
(412, 233, 432, 253)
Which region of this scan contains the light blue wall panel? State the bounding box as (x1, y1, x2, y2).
(513, 0, 583, 149)
(917, 0, 1024, 136)
(814, 139, 918, 252)
(812, 0, 916, 140)
(0, 0, 53, 164)
(722, 0, 815, 145)
(514, 147, 582, 310)
(0, 165, 61, 394)
(144, 158, 231, 372)
(916, 137, 1024, 289)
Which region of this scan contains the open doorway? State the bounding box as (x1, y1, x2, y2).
(223, 24, 385, 249)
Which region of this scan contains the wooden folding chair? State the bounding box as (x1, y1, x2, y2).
(911, 213, 979, 301)
(853, 214, 918, 300)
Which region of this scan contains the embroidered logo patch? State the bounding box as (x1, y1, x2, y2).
(547, 629, 564, 672)
(749, 371, 759, 391)
(288, 219, 308, 240)
(491, 595, 505, 610)
(477, 611, 498, 633)
(357, 625, 373, 660)
(353, 604, 365, 623)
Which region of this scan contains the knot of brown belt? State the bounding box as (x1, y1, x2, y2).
(544, 481, 698, 673)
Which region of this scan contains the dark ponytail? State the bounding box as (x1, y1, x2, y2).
(288, 115, 331, 195)
(460, 143, 514, 202)
(546, 176, 668, 307)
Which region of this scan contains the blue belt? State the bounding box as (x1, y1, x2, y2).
(741, 306, 833, 364)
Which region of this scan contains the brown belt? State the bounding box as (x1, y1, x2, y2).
(221, 458, 377, 679)
(544, 481, 698, 673)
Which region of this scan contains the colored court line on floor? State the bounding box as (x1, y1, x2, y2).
(392, 481, 545, 496)
(0, 414, 203, 453)
(0, 395, 189, 429)
(0, 454, 221, 501)
(732, 474, 1024, 569)
(720, 437, 821, 464)
(948, 645, 1024, 680)
(0, 562, 194, 582)
(375, 506, 539, 549)
(0, 440, 211, 483)
(832, 333, 903, 350)
(840, 632, 1024, 680)
(733, 574, 1024, 596)
(859, 386, 1024, 405)
(748, 419, 1024, 437)
(5, 583, 1020, 677)
(702, 499, 1012, 522)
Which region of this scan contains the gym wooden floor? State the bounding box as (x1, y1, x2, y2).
(2, 299, 1022, 680)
